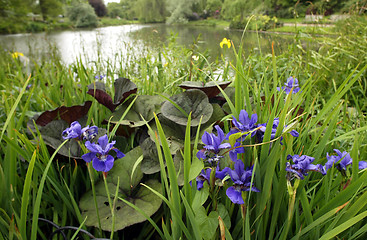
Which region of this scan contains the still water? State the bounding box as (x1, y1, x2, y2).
(0, 24, 294, 65)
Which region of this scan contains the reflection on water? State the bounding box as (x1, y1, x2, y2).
(0, 24, 294, 65)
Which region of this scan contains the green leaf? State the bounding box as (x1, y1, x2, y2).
(218, 204, 231, 230)
(140, 137, 164, 174)
(79, 147, 162, 231)
(108, 95, 165, 128)
(173, 151, 185, 186)
(189, 157, 204, 182)
(195, 207, 219, 240)
(161, 89, 213, 126)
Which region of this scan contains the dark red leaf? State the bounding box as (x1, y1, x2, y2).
(35, 101, 92, 126)
(179, 81, 231, 98)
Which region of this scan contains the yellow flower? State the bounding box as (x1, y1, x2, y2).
(220, 38, 231, 49)
(11, 52, 24, 59)
(192, 55, 199, 61)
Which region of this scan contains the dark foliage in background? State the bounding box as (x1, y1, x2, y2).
(89, 0, 107, 17)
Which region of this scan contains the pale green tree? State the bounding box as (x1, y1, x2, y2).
(136, 0, 166, 23)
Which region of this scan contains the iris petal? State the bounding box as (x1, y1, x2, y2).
(82, 152, 96, 163)
(226, 186, 244, 204)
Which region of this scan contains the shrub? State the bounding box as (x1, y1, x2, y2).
(25, 22, 46, 33)
(66, 2, 98, 28)
(230, 14, 279, 31)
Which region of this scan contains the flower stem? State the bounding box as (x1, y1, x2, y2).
(281, 179, 300, 240)
(103, 172, 115, 239)
(87, 163, 102, 235)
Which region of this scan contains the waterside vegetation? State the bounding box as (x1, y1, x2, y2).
(1, 10, 367, 239)
(1, 0, 365, 34)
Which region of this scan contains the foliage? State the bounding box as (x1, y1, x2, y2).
(38, 0, 63, 20)
(166, 0, 196, 24)
(1, 15, 367, 239)
(107, 0, 138, 20)
(66, 2, 98, 28)
(88, 0, 107, 17)
(136, 0, 167, 23)
(230, 14, 280, 31)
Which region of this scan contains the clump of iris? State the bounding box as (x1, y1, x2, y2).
(95, 74, 106, 80)
(82, 134, 125, 172)
(196, 125, 231, 166)
(62, 121, 98, 141)
(195, 165, 230, 190)
(277, 77, 301, 94)
(226, 160, 259, 205)
(285, 154, 324, 181)
(321, 149, 367, 176)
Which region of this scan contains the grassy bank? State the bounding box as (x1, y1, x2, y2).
(0, 15, 367, 240)
(267, 24, 336, 35)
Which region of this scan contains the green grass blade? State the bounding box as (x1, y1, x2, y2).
(19, 150, 37, 239)
(180, 191, 202, 240)
(154, 113, 182, 238)
(183, 113, 192, 204)
(319, 211, 367, 240)
(141, 183, 192, 239)
(0, 75, 31, 142)
(30, 140, 68, 240)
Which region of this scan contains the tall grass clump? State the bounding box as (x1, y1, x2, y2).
(0, 14, 366, 239)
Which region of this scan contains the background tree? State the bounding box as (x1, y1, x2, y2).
(88, 0, 107, 17)
(136, 0, 166, 23)
(107, 0, 138, 19)
(165, 0, 196, 23)
(66, 1, 98, 27)
(39, 0, 63, 20)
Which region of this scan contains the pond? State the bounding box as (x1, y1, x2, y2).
(0, 24, 295, 65)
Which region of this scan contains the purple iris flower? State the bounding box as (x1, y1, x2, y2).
(277, 77, 301, 94)
(286, 154, 324, 180)
(226, 110, 258, 139)
(257, 118, 299, 144)
(321, 150, 367, 175)
(95, 74, 106, 80)
(62, 121, 98, 141)
(226, 161, 259, 204)
(228, 141, 245, 162)
(196, 165, 230, 190)
(325, 149, 353, 172)
(82, 134, 125, 172)
(202, 125, 231, 152)
(359, 161, 367, 170)
(196, 125, 231, 165)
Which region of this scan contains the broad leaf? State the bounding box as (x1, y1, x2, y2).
(34, 101, 92, 126)
(87, 78, 137, 111)
(179, 81, 232, 98)
(79, 146, 162, 231)
(114, 77, 138, 105)
(140, 137, 164, 174)
(161, 89, 213, 126)
(195, 207, 219, 240)
(108, 95, 165, 128)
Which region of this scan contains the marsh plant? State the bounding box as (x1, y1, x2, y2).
(1, 20, 367, 240)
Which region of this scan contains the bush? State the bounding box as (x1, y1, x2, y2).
(66, 2, 98, 28)
(230, 14, 279, 31)
(25, 22, 46, 33)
